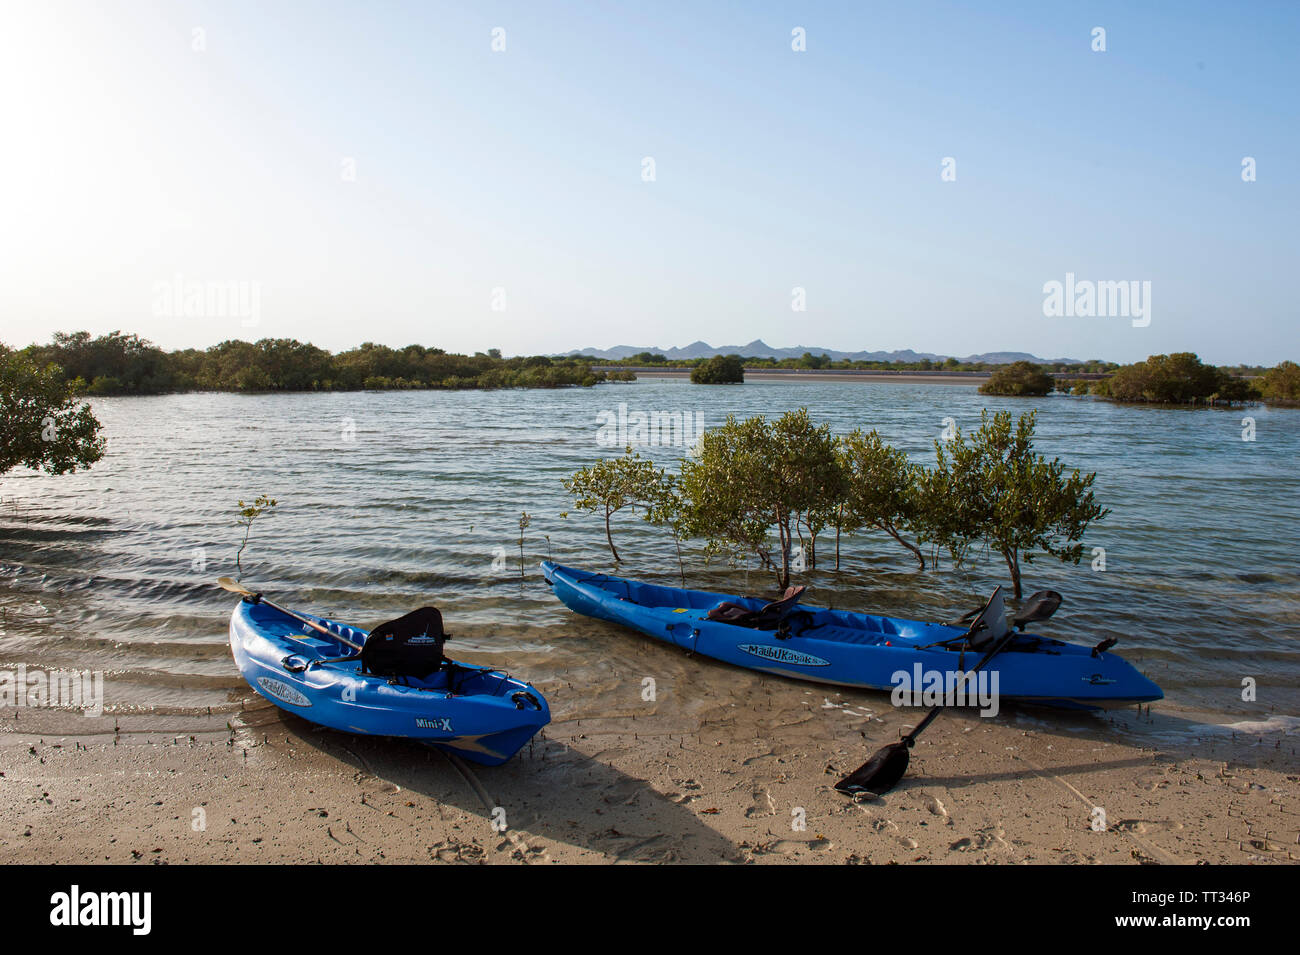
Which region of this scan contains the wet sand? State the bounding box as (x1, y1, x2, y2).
(4, 676, 1295, 865)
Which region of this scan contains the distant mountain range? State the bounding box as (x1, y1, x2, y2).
(558, 339, 1082, 365)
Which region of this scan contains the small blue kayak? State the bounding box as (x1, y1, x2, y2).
(229, 597, 550, 765)
(541, 562, 1162, 710)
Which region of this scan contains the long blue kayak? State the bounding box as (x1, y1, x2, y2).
(229, 597, 549, 765)
(541, 561, 1162, 710)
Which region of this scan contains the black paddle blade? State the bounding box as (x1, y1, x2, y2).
(834, 740, 912, 796)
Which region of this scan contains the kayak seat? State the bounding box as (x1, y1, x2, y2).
(706, 585, 807, 630)
(361, 606, 450, 681)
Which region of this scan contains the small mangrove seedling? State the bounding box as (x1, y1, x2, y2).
(517, 511, 531, 581)
(562, 446, 671, 563)
(235, 494, 278, 581)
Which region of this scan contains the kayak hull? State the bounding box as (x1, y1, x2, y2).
(541, 561, 1162, 711)
(229, 598, 549, 765)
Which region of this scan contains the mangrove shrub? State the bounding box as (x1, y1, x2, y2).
(0, 344, 105, 478)
(978, 361, 1054, 397)
(690, 355, 745, 384)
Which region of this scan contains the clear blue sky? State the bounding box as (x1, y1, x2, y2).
(1, 1, 1295, 363)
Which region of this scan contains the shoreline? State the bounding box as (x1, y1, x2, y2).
(4, 689, 1295, 865)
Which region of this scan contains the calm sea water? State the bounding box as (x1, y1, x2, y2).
(2, 380, 1297, 724)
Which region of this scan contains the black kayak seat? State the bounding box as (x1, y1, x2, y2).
(706, 585, 807, 630)
(1011, 590, 1063, 631)
(361, 606, 449, 680)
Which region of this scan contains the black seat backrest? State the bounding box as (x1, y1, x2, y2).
(361, 607, 448, 679)
(963, 586, 1008, 651)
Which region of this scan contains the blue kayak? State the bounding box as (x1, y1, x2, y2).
(541, 561, 1162, 710)
(229, 598, 550, 765)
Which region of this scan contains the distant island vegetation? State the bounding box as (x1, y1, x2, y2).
(7, 332, 1297, 407)
(981, 353, 1296, 407)
(13, 331, 610, 394)
(690, 355, 745, 384)
(978, 361, 1055, 397)
(609, 348, 1293, 405)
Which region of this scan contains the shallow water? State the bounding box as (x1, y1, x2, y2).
(2, 380, 1297, 727)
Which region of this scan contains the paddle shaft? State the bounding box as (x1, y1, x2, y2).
(218, 578, 363, 651)
(263, 597, 363, 651)
(902, 629, 1018, 744)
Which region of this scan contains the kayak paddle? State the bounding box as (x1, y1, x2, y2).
(834, 586, 1016, 797)
(216, 577, 363, 651)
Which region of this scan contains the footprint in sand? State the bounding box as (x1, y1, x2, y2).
(948, 826, 1011, 853)
(430, 840, 486, 863)
(1134, 769, 1172, 792)
(847, 805, 899, 831)
(601, 782, 643, 807)
(669, 778, 704, 804)
(767, 837, 834, 854)
(1113, 818, 1183, 834)
(910, 791, 949, 820)
(744, 788, 777, 819)
(852, 809, 900, 835)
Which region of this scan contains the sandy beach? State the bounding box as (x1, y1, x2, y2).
(4, 670, 1295, 865)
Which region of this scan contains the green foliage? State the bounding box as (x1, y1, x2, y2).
(19, 331, 606, 395)
(0, 344, 106, 477)
(24, 331, 176, 394)
(563, 407, 1111, 599)
(562, 448, 671, 561)
(773, 409, 845, 574)
(690, 354, 745, 384)
(675, 414, 780, 579)
(234, 494, 277, 581)
(837, 429, 927, 568)
(1097, 353, 1258, 405)
(676, 409, 837, 588)
(1258, 361, 1300, 405)
(924, 411, 1107, 597)
(978, 360, 1054, 397)
(798, 352, 832, 369)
